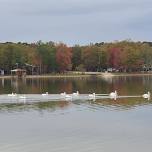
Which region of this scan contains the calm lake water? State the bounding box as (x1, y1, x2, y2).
(0, 76, 152, 152)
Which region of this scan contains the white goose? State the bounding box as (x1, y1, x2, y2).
(60, 92, 66, 96)
(19, 95, 26, 99)
(8, 92, 17, 97)
(42, 92, 48, 96)
(109, 90, 117, 100)
(142, 91, 150, 100)
(72, 91, 79, 96)
(89, 93, 96, 99)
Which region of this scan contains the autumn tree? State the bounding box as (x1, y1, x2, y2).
(121, 43, 143, 72)
(0, 40, 151, 74)
(107, 47, 122, 69)
(56, 43, 72, 72)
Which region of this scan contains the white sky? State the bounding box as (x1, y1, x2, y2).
(0, 0, 152, 45)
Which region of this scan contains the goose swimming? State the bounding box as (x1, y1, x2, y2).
(19, 95, 26, 99)
(8, 93, 17, 97)
(42, 92, 48, 96)
(60, 92, 66, 96)
(109, 90, 117, 100)
(72, 91, 79, 96)
(89, 93, 96, 98)
(142, 91, 150, 100)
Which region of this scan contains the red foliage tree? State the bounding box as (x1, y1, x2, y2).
(56, 43, 72, 72)
(108, 47, 122, 69)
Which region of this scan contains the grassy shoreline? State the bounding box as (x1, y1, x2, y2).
(0, 72, 152, 79)
(99, 72, 152, 77)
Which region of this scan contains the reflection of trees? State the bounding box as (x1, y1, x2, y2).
(23, 78, 74, 94)
(0, 76, 152, 112)
(0, 101, 71, 113)
(0, 97, 151, 113)
(92, 98, 152, 110)
(58, 79, 73, 93)
(11, 77, 27, 93)
(0, 76, 152, 95)
(101, 76, 152, 95)
(71, 77, 109, 94)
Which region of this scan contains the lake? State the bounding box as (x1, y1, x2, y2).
(0, 76, 152, 152)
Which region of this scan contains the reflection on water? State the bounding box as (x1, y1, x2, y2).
(0, 76, 152, 94)
(1, 76, 152, 93)
(0, 76, 152, 105)
(0, 76, 152, 152)
(0, 98, 151, 113)
(0, 101, 71, 113)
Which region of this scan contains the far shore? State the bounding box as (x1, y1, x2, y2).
(0, 72, 152, 79)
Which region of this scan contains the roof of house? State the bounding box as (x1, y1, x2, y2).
(11, 69, 26, 72)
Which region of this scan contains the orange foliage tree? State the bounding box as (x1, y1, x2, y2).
(56, 43, 72, 72)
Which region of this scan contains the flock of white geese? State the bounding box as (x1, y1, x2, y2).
(7, 90, 151, 101)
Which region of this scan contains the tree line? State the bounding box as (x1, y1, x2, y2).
(0, 40, 152, 74)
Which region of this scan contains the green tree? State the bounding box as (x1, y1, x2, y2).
(82, 45, 100, 71)
(72, 45, 82, 70)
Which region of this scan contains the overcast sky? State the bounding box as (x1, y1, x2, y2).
(0, 0, 152, 45)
